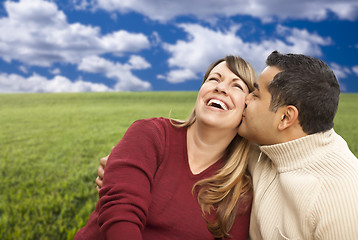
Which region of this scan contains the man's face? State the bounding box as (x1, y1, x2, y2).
(238, 66, 282, 145)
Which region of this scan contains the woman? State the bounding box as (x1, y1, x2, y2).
(75, 55, 257, 239)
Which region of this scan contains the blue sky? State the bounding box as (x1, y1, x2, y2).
(0, 0, 357, 93)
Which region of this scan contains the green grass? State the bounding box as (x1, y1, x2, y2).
(0, 92, 357, 239)
(334, 94, 358, 155)
(0, 92, 197, 240)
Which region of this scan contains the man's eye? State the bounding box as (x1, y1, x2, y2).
(252, 92, 258, 97)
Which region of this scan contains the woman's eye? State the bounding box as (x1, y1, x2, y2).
(233, 84, 243, 90)
(252, 92, 258, 98)
(208, 78, 219, 82)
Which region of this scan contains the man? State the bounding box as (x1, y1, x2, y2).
(238, 51, 358, 239)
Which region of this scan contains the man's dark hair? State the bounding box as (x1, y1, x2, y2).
(266, 50, 340, 134)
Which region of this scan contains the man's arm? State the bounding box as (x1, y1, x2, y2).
(313, 177, 358, 239)
(96, 155, 108, 192)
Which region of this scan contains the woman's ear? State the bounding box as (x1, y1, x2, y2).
(277, 105, 299, 131)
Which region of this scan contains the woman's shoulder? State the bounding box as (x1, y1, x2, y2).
(133, 117, 185, 132)
(131, 117, 171, 131)
(125, 118, 180, 140)
(134, 117, 170, 125)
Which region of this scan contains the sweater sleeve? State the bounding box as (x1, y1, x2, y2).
(98, 119, 165, 240)
(312, 175, 358, 239)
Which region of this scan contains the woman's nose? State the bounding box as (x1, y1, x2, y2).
(215, 82, 228, 95)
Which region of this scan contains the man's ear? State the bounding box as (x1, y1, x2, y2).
(278, 105, 299, 130)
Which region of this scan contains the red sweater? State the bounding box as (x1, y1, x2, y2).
(75, 118, 251, 240)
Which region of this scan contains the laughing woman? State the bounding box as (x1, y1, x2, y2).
(74, 55, 257, 240)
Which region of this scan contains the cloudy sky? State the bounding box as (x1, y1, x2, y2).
(0, 0, 357, 93)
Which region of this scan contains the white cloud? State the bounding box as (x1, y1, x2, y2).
(128, 55, 151, 70)
(352, 66, 358, 75)
(150, 32, 161, 47)
(0, 0, 152, 92)
(19, 66, 28, 74)
(50, 68, 61, 75)
(330, 62, 351, 79)
(94, 0, 358, 22)
(101, 31, 150, 54)
(328, 63, 351, 91)
(0, 0, 150, 67)
(275, 25, 332, 56)
(161, 24, 332, 83)
(78, 55, 152, 91)
(72, 0, 93, 10)
(0, 73, 110, 93)
(166, 69, 198, 83)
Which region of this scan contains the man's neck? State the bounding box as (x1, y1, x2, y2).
(271, 125, 308, 145)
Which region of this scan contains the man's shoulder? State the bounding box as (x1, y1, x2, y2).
(327, 130, 358, 170)
(309, 129, 358, 174)
(308, 141, 358, 197)
(307, 149, 358, 184)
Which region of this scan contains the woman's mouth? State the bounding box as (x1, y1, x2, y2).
(207, 99, 229, 111)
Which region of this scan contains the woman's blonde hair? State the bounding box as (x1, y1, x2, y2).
(172, 55, 257, 238)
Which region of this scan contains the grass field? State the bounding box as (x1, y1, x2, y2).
(1, 92, 357, 239)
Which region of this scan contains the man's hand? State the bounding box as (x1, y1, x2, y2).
(96, 155, 108, 192)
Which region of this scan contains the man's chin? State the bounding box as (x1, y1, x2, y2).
(237, 123, 246, 137)
(237, 122, 254, 141)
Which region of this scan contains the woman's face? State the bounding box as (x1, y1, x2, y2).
(195, 61, 249, 130)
